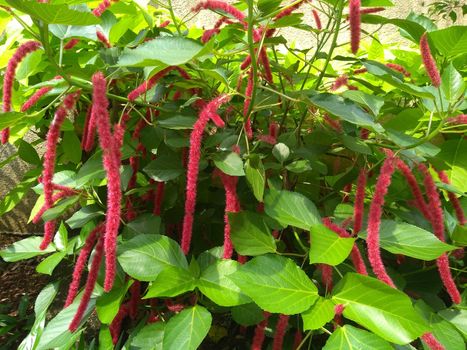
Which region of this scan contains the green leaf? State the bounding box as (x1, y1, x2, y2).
(36, 251, 66, 275)
(451, 225, 467, 246)
(309, 224, 355, 265)
(436, 139, 467, 193)
(0, 175, 36, 216)
(198, 260, 252, 307)
(264, 190, 321, 230)
(438, 309, 467, 339)
(118, 234, 188, 281)
(41, 195, 80, 221)
(0, 237, 55, 262)
(49, 24, 97, 40)
(0, 112, 28, 130)
(62, 131, 82, 164)
(228, 254, 319, 315)
(6, 0, 100, 25)
(332, 273, 429, 344)
(158, 115, 197, 129)
(118, 37, 203, 67)
(125, 213, 161, 236)
(213, 152, 245, 176)
(228, 211, 277, 256)
(96, 280, 132, 324)
(66, 205, 104, 229)
(361, 16, 425, 43)
(301, 297, 335, 331)
(245, 156, 265, 201)
(323, 325, 393, 350)
(144, 153, 184, 181)
(306, 92, 384, 132)
(75, 154, 106, 187)
(361, 0, 394, 5)
(18, 139, 40, 165)
(231, 303, 265, 326)
(441, 63, 465, 103)
(272, 143, 290, 163)
(128, 322, 165, 350)
(429, 26, 467, 57)
(342, 135, 372, 155)
(341, 90, 385, 116)
(144, 266, 196, 298)
(360, 220, 456, 260)
(162, 305, 212, 350)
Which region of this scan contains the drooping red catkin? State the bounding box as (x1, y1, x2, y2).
(353, 68, 368, 75)
(40, 93, 79, 250)
(437, 170, 465, 225)
(81, 106, 94, 151)
(127, 66, 176, 101)
(64, 38, 80, 50)
(320, 264, 333, 291)
(353, 169, 367, 234)
(65, 223, 103, 307)
(128, 281, 141, 320)
(218, 171, 240, 259)
(91, 72, 122, 292)
(181, 95, 230, 254)
(243, 70, 254, 119)
(323, 114, 343, 133)
(192, 1, 246, 24)
(93, 0, 117, 17)
(342, 183, 352, 203)
(418, 164, 461, 304)
(447, 114, 467, 125)
(394, 157, 431, 221)
(386, 63, 411, 77)
(360, 7, 385, 15)
(153, 182, 165, 216)
(21, 87, 52, 112)
(421, 333, 446, 350)
(259, 47, 273, 83)
(322, 217, 368, 275)
(349, 0, 361, 54)
(160, 20, 170, 28)
(69, 235, 104, 332)
(272, 314, 289, 350)
(109, 304, 129, 344)
(245, 117, 253, 140)
(420, 33, 441, 87)
(367, 156, 396, 287)
(334, 304, 344, 326)
(252, 312, 270, 350)
(331, 75, 349, 91)
(274, 0, 305, 20)
(96, 31, 111, 48)
(32, 190, 76, 224)
(201, 17, 233, 43)
(2, 40, 41, 143)
(293, 330, 303, 349)
(312, 9, 322, 30)
(240, 55, 252, 70)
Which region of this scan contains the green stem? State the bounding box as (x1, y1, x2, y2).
(167, 0, 182, 35)
(245, 0, 258, 119)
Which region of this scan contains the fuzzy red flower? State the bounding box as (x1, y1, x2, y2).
(272, 314, 289, 350)
(349, 0, 361, 54)
(274, 0, 305, 20)
(192, 1, 246, 24)
(181, 95, 230, 254)
(421, 333, 446, 350)
(447, 114, 467, 125)
(437, 170, 465, 225)
(218, 171, 240, 259)
(64, 38, 80, 50)
(331, 75, 349, 91)
(386, 63, 411, 77)
(259, 47, 273, 83)
(420, 33, 441, 87)
(360, 7, 385, 15)
(353, 169, 367, 234)
(127, 66, 177, 101)
(96, 31, 111, 48)
(243, 70, 254, 118)
(312, 9, 322, 30)
(109, 304, 129, 344)
(251, 312, 270, 350)
(93, 0, 118, 17)
(153, 182, 165, 216)
(160, 20, 170, 28)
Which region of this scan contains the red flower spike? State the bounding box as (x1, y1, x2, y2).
(367, 156, 396, 287)
(334, 304, 344, 326)
(446, 114, 467, 125)
(159, 20, 170, 28)
(437, 170, 465, 225)
(91, 72, 122, 292)
(65, 223, 104, 307)
(202, 28, 220, 43)
(420, 33, 441, 87)
(360, 7, 385, 15)
(360, 128, 369, 139)
(153, 182, 165, 216)
(274, 0, 305, 20)
(181, 95, 230, 255)
(421, 333, 446, 350)
(353, 169, 367, 234)
(109, 304, 129, 344)
(64, 38, 80, 50)
(272, 314, 289, 350)
(251, 312, 270, 350)
(320, 264, 333, 292)
(386, 63, 411, 77)
(21, 86, 52, 112)
(312, 9, 322, 30)
(128, 281, 141, 320)
(127, 66, 176, 101)
(293, 330, 303, 349)
(96, 31, 111, 48)
(243, 70, 254, 118)
(349, 0, 361, 54)
(93, 0, 117, 17)
(240, 55, 252, 70)
(2, 40, 41, 143)
(218, 171, 240, 259)
(259, 47, 273, 83)
(68, 235, 105, 332)
(81, 105, 95, 152)
(192, 1, 246, 24)
(323, 114, 343, 133)
(331, 75, 349, 91)
(33, 189, 76, 224)
(353, 68, 368, 75)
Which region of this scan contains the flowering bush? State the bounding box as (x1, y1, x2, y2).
(0, 0, 466, 349)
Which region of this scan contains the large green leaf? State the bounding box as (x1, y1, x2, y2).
(198, 260, 251, 307)
(228, 211, 277, 256)
(341, 90, 385, 116)
(441, 63, 465, 104)
(0, 237, 55, 262)
(306, 92, 384, 132)
(127, 322, 165, 350)
(118, 235, 188, 281)
(144, 153, 184, 182)
(144, 266, 196, 298)
(213, 152, 245, 176)
(323, 325, 393, 350)
(361, 16, 425, 43)
(36, 251, 66, 275)
(429, 26, 467, 57)
(6, 0, 100, 25)
(264, 190, 321, 230)
(309, 224, 355, 265)
(359, 220, 456, 260)
(438, 309, 467, 339)
(332, 273, 429, 344)
(118, 37, 203, 67)
(245, 156, 265, 201)
(228, 254, 319, 315)
(231, 303, 265, 326)
(162, 305, 212, 350)
(301, 297, 335, 331)
(96, 280, 132, 324)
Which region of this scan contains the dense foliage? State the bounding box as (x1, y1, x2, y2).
(0, 0, 466, 349)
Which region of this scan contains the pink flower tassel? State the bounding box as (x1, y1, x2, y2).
(367, 156, 396, 287)
(243, 70, 254, 119)
(81, 106, 95, 152)
(153, 182, 165, 216)
(274, 0, 305, 20)
(386, 63, 411, 77)
(360, 7, 385, 15)
(192, 1, 246, 25)
(312, 9, 322, 30)
(2, 40, 41, 143)
(353, 169, 367, 234)
(69, 235, 104, 332)
(109, 304, 129, 344)
(127, 66, 176, 101)
(93, 0, 118, 17)
(181, 95, 230, 254)
(218, 172, 240, 259)
(293, 330, 303, 349)
(128, 281, 141, 320)
(272, 314, 289, 350)
(65, 223, 104, 307)
(421, 333, 446, 350)
(320, 264, 333, 292)
(64, 38, 80, 50)
(251, 312, 270, 350)
(420, 33, 441, 87)
(21, 86, 52, 112)
(259, 47, 273, 83)
(349, 0, 361, 54)
(447, 114, 467, 125)
(437, 170, 466, 225)
(96, 31, 111, 48)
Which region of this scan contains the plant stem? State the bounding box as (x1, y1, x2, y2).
(245, 0, 258, 119)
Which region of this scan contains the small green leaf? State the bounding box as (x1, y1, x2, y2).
(213, 152, 245, 176)
(272, 143, 290, 163)
(18, 140, 40, 165)
(62, 131, 82, 164)
(228, 254, 319, 315)
(66, 205, 104, 229)
(264, 190, 321, 230)
(96, 280, 132, 324)
(438, 309, 467, 339)
(36, 251, 66, 275)
(229, 211, 277, 256)
(302, 297, 335, 331)
(144, 266, 196, 298)
(309, 224, 355, 265)
(342, 90, 385, 116)
(245, 156, 265, 201)
(323, 325, 393, 350)
(117, 234, 188, 281)
(125, 213, 161, 236)
(441, 63, 465, 103)
(41, 195, 80, 222)
(158, 115, 197, 129)
(162, 305, 212, 350)
(198, 260, 251, 307)
(128, 322, 165, 350)
(144, 153, 184, 181)
(231, 303, 265, 326)
(0, 237, 55, 262)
